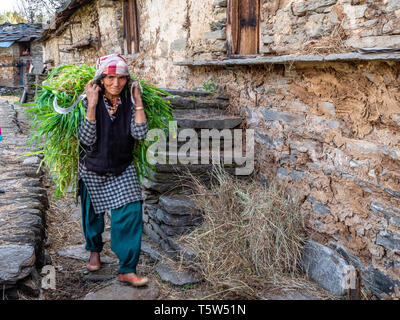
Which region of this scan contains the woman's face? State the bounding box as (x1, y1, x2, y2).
(102, 74, 128, 96)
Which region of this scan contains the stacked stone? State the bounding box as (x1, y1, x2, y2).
(0, 86, 24, 96)
(0, 100, 48, 298)
(141, 88, 246, 261)
(25, 74, 47, 102)
(142, 194, 201, 261)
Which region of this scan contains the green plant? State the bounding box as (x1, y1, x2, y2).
(25, 64, 176, 198)
(202, 80, 217, 92)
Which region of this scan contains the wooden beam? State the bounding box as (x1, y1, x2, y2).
(131, 0, 140, 53)
(123, 0, 131, 54)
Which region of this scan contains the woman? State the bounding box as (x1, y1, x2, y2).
(78, 54, 149, 287)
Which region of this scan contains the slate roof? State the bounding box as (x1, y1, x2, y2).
(0, 22, 43, 43)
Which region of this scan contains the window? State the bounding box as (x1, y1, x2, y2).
(227, 0, 260, 56)
(123, 0, 140, 54)
(19, 42, 31, 56)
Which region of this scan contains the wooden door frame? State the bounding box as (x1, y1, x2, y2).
(123, 0, 140, 54)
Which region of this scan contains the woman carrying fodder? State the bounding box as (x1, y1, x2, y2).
(27, 54, 175, 287)
(182, 165, 308, 299)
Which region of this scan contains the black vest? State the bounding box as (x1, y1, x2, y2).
(81, 92, 135, 175)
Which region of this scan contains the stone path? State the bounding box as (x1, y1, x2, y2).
(0, 99, 47, 298)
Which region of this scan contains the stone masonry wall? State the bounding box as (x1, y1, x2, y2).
(261, 0, 400, 55)
(40, 0, 400, 297)
(0, 45, 19, 87)
(184, 60, 400, 297)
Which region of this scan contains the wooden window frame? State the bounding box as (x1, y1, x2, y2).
(226, 0, 260, 57)
(123, 0, 140, 54)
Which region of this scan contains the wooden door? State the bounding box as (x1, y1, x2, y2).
(227, 0, 260, 56)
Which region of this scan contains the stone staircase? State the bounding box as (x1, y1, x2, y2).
(141, 88, 251, 263)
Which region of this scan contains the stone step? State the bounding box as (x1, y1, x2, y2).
(148, 149, 250, 164)
(160, 88, 229, 100)
(171, 136, 235, 150)
(154, 163, 234, 174)
(172, 108, 226, 118)
(175, 115, 242, 129)
(166, 95, 229, 110)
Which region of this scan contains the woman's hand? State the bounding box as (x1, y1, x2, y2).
(132, 84, 144, 108)
(85, 80, 101, 108)
(85, 80, 101, 122)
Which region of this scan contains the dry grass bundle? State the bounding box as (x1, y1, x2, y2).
(302, 23, 352, 55)
(181, 164, 309, 299)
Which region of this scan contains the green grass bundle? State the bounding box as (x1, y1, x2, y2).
(26, 64, 175, 198)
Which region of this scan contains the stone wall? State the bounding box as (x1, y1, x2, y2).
(40, 0, 400, 297)
(0, 100, 48, 299)
(182, 59, 400, 297)
(261, 0, 400, 55)
(0, 41, 44, 88)
(0, 45, 19, 87)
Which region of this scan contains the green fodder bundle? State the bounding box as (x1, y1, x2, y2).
(26, 64, 175, 198)
(181, 165, 309, 299)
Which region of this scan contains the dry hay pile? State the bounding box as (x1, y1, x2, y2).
(181, 165, 312, 299)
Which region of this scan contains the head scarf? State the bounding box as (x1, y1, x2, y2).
(93, 54, 130, 81)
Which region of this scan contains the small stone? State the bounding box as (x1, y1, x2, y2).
(159, 195, 200, 216)
(156, 263, 201, 286)
(155, 208, 202, 227)
(204, 30, 226, 40)
(170, 39, 187, 51)
(22, 157, 40, 167)
(141, 240, 164, 262)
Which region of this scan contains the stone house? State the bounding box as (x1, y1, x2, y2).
(41, 0, 400, 298)
(0, 23, 44, 90)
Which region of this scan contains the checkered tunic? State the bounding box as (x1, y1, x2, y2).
(78, 98, 149, 214)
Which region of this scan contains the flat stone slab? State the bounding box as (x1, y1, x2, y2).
(176, 116, 242, 129)
(0, 244, 35, 286)
(175, 52, 400, 67)
(155, 208, 202, 227)
(57, 244, 116, 264)
(156, 263, 201, 286)
(301, 240, 349, 296)
(159, 194, 200, 216)
(83, 280, 159, 300)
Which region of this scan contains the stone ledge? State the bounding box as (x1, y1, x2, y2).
(175, 52, 400, 67)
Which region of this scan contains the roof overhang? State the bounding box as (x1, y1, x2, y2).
(0, 41, 15, 48)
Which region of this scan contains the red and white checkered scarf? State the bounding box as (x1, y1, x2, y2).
(94, 54, 130, 80)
